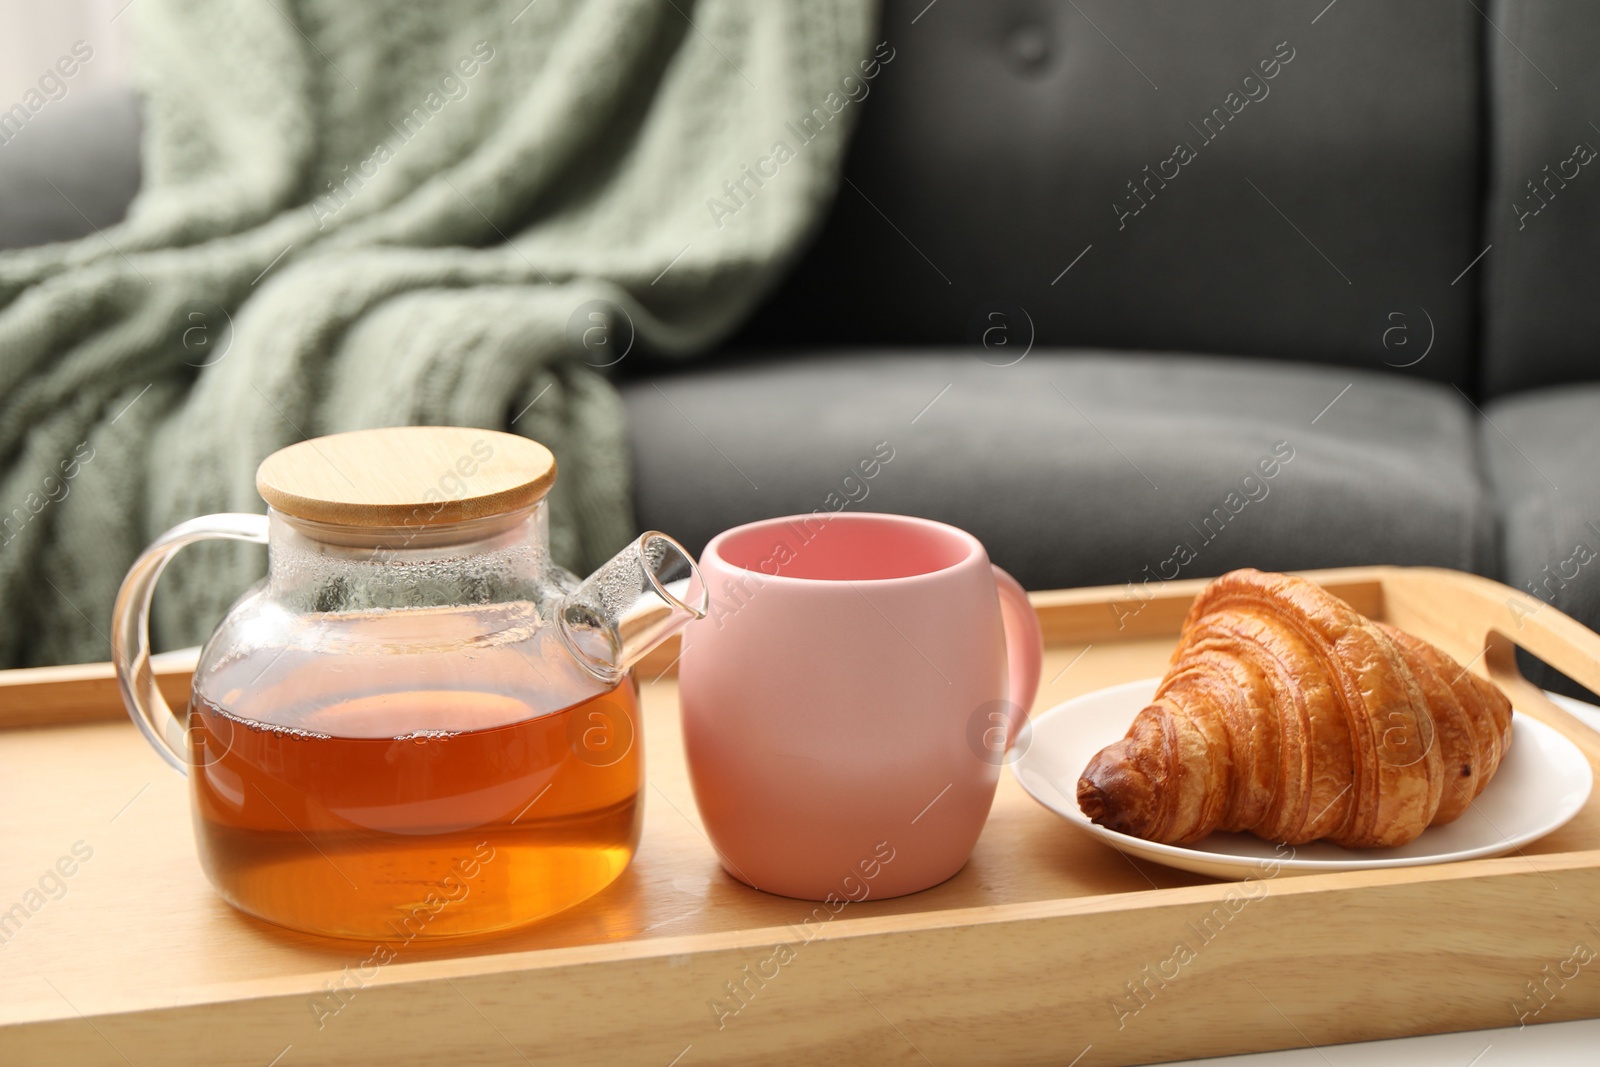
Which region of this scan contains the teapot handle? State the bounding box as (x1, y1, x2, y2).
(111, 513, 270, 774)
(991, 565, 1043, 749)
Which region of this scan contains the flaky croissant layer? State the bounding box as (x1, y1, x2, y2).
(1077, 569, 1513, 848)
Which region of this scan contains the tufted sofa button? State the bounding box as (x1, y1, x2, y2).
(1006, 23, 1051, 72)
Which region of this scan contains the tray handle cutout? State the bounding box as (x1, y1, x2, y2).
(1381, 567, 1600, 766)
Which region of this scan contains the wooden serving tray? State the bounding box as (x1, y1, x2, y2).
(4, 566, 1600, 1066)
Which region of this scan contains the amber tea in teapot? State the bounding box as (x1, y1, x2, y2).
(187, 638, 642, 939)
(113, 428, 706, 940)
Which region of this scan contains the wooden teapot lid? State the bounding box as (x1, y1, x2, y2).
(256, 427, 556, 527)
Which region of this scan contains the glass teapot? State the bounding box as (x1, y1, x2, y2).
(111, 427, 707, 940)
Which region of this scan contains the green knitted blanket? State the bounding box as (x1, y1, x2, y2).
(0, 0, 875, 667)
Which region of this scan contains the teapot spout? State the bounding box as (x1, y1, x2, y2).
(557, 532, 709, 681)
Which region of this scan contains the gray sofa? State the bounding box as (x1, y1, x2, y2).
(4, 1, 1596, 692)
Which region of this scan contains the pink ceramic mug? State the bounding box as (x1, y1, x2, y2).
(678, 512, 1043, 900)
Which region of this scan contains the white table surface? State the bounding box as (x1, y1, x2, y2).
(1185, 1016, 1600, 1066)
(1172, 693, 1600, 1067)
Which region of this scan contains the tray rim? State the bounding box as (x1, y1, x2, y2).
(13, 844, 1600, 1024)
(18, 563, 1596, 756)
(0, 566, 1396, 722)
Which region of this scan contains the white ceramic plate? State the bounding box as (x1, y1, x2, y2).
(1011, 678, 1594, 880)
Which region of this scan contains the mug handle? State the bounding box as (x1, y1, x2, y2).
(111, 513, 270, 774)
(991, 565, 1044, 749)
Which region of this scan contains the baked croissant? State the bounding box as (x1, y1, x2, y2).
(1077, 569, 1513, 848)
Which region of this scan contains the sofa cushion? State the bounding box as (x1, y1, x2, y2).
(1481, 1, 1600, 395)
(0, 87, 141, 251)
(622, 351, 1493, 595)
(733, 0, 1484, 388)
(1482, 386, 1600, 693)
